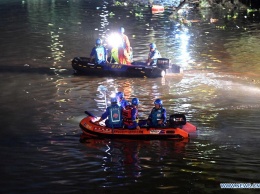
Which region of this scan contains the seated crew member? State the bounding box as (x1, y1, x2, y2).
(90, 38, 107, 65)
(116, 91, 129, 109)
(147, 43, 161, 66)
(147, 99, 166, 127)
(123, 97, 140, 130)
(95, 97, 123, 128)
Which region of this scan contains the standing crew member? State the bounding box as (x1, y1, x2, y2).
(118, 27, 131, 65)
(90, 38, 107, 65)
(95, 97, 123, 128)
(147, 99, 166, 127)
(123, 98, 140, 129)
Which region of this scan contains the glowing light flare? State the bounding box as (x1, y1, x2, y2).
(106, 33, 122, 48)
(109, 92, 116, 99)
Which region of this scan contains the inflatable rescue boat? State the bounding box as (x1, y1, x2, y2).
(71, 57, 181, 78)
(79, 112, 196, 142)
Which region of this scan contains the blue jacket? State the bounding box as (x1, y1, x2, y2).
(90, 46, 107, 65)
(148, 48, 161, 65)
(118, 98, 129, 109)
(101, 104, 123, 128)
(148, 107, 166, 127)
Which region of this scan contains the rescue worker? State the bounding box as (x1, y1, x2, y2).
(90, 38, 107, 65)
(123, 98, 140, 130)
(116, 91, 129, 109)
(95, 97, 123, 128)
(118, 27, 131, 65)
(109, 47, 119, 63)
(147, 99, 166, 127)
(147, 43, 161, 66)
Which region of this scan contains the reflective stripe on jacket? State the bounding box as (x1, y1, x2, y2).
(108, 105, 122, 126)
(149, 107, 166, 126)
(95, 46, 106, 64)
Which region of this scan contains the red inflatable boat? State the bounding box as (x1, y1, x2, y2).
(79, 112, 197, 142)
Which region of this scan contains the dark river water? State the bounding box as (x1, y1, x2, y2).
(1, 0, 260, 193)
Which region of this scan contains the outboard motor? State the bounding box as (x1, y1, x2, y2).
(72, 57, 80, 65)
(169, 114, 186, 128)
(156, 58, 170, 69)
(72, 57, 91, 65)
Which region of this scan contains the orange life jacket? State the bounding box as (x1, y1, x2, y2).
(122, 105, 138, 126)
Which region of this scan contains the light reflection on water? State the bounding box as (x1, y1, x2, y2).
(1, 0, 260, 193)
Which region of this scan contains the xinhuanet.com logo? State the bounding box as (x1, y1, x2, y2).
(220, 183, 260, 189)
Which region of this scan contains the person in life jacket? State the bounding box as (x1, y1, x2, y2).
(116, 91, 129, 109)
(147, 43, 161, 66)
(109, 47, 119, 63)
(95, 97, 123, 128)
(118, 27, 132, 65)
(123, 97, 140, 130)
(90, 38, 107, 65)
(147, 99, 167, 127)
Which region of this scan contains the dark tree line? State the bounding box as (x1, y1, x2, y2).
(203, 0, 260, 8)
